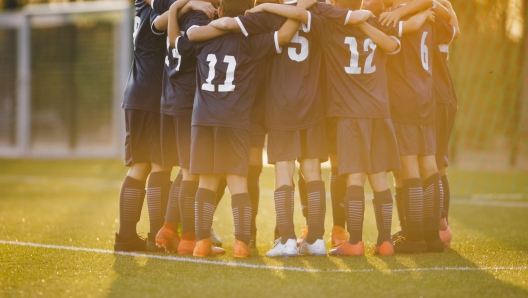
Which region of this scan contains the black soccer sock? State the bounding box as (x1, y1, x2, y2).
(164, 171, 183, 223)
(248, 165, 262, 236)
(274, 185, 296, 243)
(232, 193, 252, 245)
(195, 188, 217, 242)
(373, 189, 393, 246)
(403, 178, 424, 241)
(274, 220, 280, 240)
(423, 173, 442, 241)
(298, 174, 309, 222)
(216, 177, 227, 208)
(118, 176, 146, 238)
(330, 167, 346, 228)
(178, 180, 199, 236)
(344, 185, 365, 245)
(394, 187, 405, 231)
(306, 180, 326, 243)
(147, 171, 172, 236)
(441, 175, 450, 223)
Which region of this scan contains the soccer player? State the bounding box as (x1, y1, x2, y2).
(209, 1, 372, 257)
(146, 0, 229, 255)
(432, 0, 460, 248)
(383, 0, 455, 254)
(114, 0, 173, 252)
(185, 0, 311, 258)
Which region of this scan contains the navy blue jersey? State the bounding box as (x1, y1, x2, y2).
(251, 60, 267, 126)
(314, 16, 400, 118)
(122, 0, 166, 113)
(432, 17, 456, 105)
(386, 6, 437, 125)
(236, 2, 349, 130)
(191, 31, 280, 130)
(161, 11, 210, 116)
(152, 0, 176, 14)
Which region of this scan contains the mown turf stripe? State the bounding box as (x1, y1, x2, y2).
(1, 240, 527, 274)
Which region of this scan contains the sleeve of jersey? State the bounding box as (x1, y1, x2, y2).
(236, 13, 280, 36)
(176, 35, 194, 57)
(152, 0, 175, 14)
(378, 19, 401, 55)
(248, 32, 281, 60)
(308, 12, 332, 45)
(435, 17, 456, 45)
(150, 11, 165, 35)
(183, 12, 211, 34)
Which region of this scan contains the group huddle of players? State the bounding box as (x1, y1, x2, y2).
(113, 0, 460, 258)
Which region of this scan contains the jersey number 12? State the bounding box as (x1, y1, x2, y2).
(202, 54, 237, 92)
(344, 37, 377, 74)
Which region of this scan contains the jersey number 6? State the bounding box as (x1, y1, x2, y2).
(202, 54, 237, 92)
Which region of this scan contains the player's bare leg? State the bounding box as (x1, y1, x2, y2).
(328, 153, 348, 247)
(391, 169, 406, 240)
(268, 160, 299, 257)
(298, 158, 327, 256)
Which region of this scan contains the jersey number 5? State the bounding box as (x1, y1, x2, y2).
(344, 37, 377, 74)
(202, 54, 237, 92)
(288, 29, 308, 62)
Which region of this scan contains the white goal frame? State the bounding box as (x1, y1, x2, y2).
(0, 1, 132, 158)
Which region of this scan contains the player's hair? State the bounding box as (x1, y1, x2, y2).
(219, 0, 254, 17)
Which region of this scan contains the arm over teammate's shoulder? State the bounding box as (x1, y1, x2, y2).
(358, 19, 400, 54)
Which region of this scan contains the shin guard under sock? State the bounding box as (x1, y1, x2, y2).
(147, 171, 172, 235)
(232, 193, 252, 245)
(248, 166, 262, 236)
(305, 180, 326, 243)
(373, 189, 393, 246)
(423, 172, 442, 241)
(344, 185, 365, 245)
(403, 178, 424, 241)
(195, 188, 216, 241)
(274, 185, 296, 243)
(118, 176, 146, 238)
(178, 180, 199, 237)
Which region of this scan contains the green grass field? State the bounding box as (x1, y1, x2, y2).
(1, 160, 527, 297)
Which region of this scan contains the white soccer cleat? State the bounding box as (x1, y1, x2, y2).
(299, 239, 327, 256)
(210, 227, 223, 247)
(266, 238, 298, 258)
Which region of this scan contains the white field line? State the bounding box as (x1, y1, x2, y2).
(1, 240, 526, 274)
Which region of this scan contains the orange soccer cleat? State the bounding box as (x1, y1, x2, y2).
(178, 231, 196, 255)
(193, 238, 226, 257)
(440, 227, 453, 248)
(329, 241, 365, 256)
(233, 240, 251, 258)
(330, 226, 349, 247)
(155, 223, 180, 253)
(297, 226, 309, 246)
(372, 241, 394, 256)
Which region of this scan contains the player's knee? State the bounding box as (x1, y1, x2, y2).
(249, 147, 263, 166)
(300, 158, 322, 182)
(127, 162, 151, 181)
(226, 174, 248, 195)
(199, 174, 221, 192)
(346, 172, 366, 186)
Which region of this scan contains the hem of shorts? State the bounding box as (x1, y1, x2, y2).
(392, 118, 435, 126)
(267, 155, 328, 164)
(266, 119, 324, 131)
(338, 166, 402, 176)
(398, 151, 437, 157)
(125, 158, 158, 167)
(160, 110, 193, 117)
(191, 122, 250, 131)
(325, 113, 391, 119)
(122, 105, 161, 113)
(434, 100, 451, 105)
(190, 168, 248, 176)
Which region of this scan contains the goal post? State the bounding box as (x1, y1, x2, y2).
(0, 1, 131, 158)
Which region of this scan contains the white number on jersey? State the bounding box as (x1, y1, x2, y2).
(344, 37, 377, 75)
(166, 37, 182, 71)
(421, 32, 429, 71)
(288, 27, 309, 62)
(201, 54, 237, 92)
(132, 16, 140, 47)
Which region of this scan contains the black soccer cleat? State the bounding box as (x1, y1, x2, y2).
(393, 237, 427, 254)
(390, 230, 406, 243)
(146, 233, 165, 252)
(426, 238, 445, 253)
(114, 233, 147, 252)
(249, 234, 257, 249)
